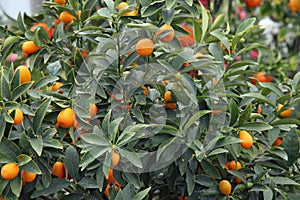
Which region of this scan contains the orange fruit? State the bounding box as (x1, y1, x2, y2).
(229, 161, 242, 170)
(183, 62, 190, 67)
(52, 161, 66, 179)
(225, 161, 230, 170)
(236, 174, 247, 184)
(277, 104, 293, 118)
(178, 196, 188, 200)
(51, 82, 63, 92)
(245, 0, 261, 8)
(164, 91, 173, 102)
(181, 25, 194, 39)
(239, 130, 253, 149)
(30, 22, 53, 39)
(105, 168, 115, 182)
(22, 41, 40, 55)
(251, 72, 272, 84)
(178, 36, 195, 47)
(165, 102, 177, 110)
(105, 184, 111, 197)
(8, 108, 24, 125)
(219, 180, 231, 196)
(57, 108, 75, 128)
(257, 105, 262, 114)
(54, 18, 61, 25)
(54, 0, 66, 4)
(112, 151, 120, 167)
(59, 11, 76, 24)
(89, 103, 98, 118)
(157, 24, 175, 43)
(288, 0, 300, 12)
(1, 163, 20, 180)
(0, 197, 6, 200)
(273, 137, 283, 146)
(136, 38, 154, 57)
(117, 2, 128, 11)
(141, 85, 149, 96)
(15, 65, 31, 84)
(21, 170, 37, 183)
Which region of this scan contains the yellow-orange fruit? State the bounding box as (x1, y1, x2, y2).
(54, 0, 66, 4)
(8, 108, 24, 125)
(277, 104, 293, 118)
(273, 137, 283, 146)
(112, 151, 120, 167)
(136, 38, 154, 57)
(15, 65, 31, 84)
(89, 103, 98, 118)
(157, 24, 175, 43)
(52, 161, 66, 179)
(57, 108, 75, 128)
(239, 130, 253, 149)
(21, 170, 37, 183)
(1, 163, 20, 180)
(117, 2, 128, 11)
(219, 180, 231, 196)
(229, 161, 242, 170)
(22, 41, 40, 55)
(59, 11, 76, 24)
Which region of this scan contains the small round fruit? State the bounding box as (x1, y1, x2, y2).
(164, 91, 173, 102)
(136, 38, 154, 57)
(273, 137, 283, 146)
(288, 0, 300, 12)
(52, 161, 66, 179)
(165, 102, 177, 110)
(219, 180, 231, 196)
(21, 170, 37, 183)
(1, 163, 20, 180)
(8, 108, 24, 125)
(236, 174, 247, 184)
(57, 108, 75, 128)
(224, 161, 230, 170)
(22, 41, 40, 55)
(89, 103, 98, 118)
(15, 65, 31, 84)
(141, 85, 148, 96)
(239, 130, 253, 149)
(245, 0, 262, 8)
(229, 161, 242, 171)
(54, 0, 66, 4)
(257, 105, 262, 114)
(277, 104, 293, 118)
(51, 82, 63, 92)
(157, 24, 175, 43)
(112, 151, 120, 167)
(117, 2, 128, 11)
(59, 11, 76, 24)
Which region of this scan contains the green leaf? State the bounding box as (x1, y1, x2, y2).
(162, 8, 174, 25)
(10, 175, 22, 197)
(17, 154, 32, 166)
(193, 19, 202, 44)
(29, 136, 43, 156)
(200, 159, 220, 179)
(292, 71, 300, 90)
(272, 177, 300, 186)
(241, 93, 275, 108)
(80, 133, 110, 146)
(200, 3, 209, 42)
(0, 113, 6, 142)
(119, 148, 143, 169)
(229, 99, 239, 126)
(103, 0, 114, 12)
(33, 76, 59, 89)
(78, 176, 99, 189)
(166, 0, 176, 9)
(259, 82, 283, 97)
(17, 13, 26, 32)
(238, 103, 252, 126)
(282, 128, 299, 166)
(207, 148, 229, 157)
(3, 36, 20, 49)
(210, 14, 225, 31)
(183, 110, 211, 133)
(271, 118, 300, 126)
(210, 30, 230, 52)
(236, 17, 256, 34)
(141, 0, 164, 17)
(186, 168, 195, 195)
(132, 187, 151, 200)
(229, 60, 258, 69)
(22, 160, 42, 174)
(239, 122, 273, 132)
(11, 82, 33, 101)
(31, 179, 70, 198)
(32, 98, 51, 134)
(64, 146, 79, 180)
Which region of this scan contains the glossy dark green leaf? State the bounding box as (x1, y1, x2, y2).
(282, 128, 299, 166)
(239, 122, 273, 132)
(236, 17, 256, 34)
(64, 145, 79, 180)
(29, 136, 43, 156)
(200, 159, 220, 179)
(229, 99, 239, 126)
(132, 187, 151, 200)
(31, 179, 71, 198)
(11, 82, 33, 101)
(141, 0, 164, 17)
(10, 175, 22, 197)
(32, 98, 51, 134)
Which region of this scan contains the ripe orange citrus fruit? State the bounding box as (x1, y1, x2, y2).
(59, 11, 76, 24)
(239, 130, 253, 149)
(0, 197, 6, 200)
(8, 108, 24, 125)
(219, 180, 231, 196)
(112, 151, 120, 167)
(53, 18, 61, 25)
(105, 168, 115, 182)
(157, 24, 175, 43)
(245, 0, 261, 8)
(257, 105, 262, 114)
(1, 163, 20, 180)
(22, 41, 40, 55)
(57, 108, 75, 128)
(225, 161, 230, 170)
(236, 174, 247, 184)
(288, 0, 300, 12)
(273, 137, 283, 146)
(178, 36, 195, 47)
(165, 102, 177, 110)
(15, 65, 31, 84)
(52, 161, 66, 179)
(164, 91, 173, 102)
(229, 160, 242, 170)
(30, 22, 53, 39)
(51, 82, 63, 92)
(21, 170, 37, 183)
(136, 38, 154, 57)
(277, 104, 293, 118)
(117, 2, 128, 11)
(123, 10, 138, 16)
(141, 85, 148, 96)
(89, 103, 98, 118)
(54, 0, 66, 4)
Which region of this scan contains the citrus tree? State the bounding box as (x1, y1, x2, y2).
(0, 0, 300, 199)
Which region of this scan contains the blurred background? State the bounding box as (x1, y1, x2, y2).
(0, 0, 42, 23)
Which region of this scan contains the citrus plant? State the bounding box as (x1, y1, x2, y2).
(0, 0, 299, 199)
